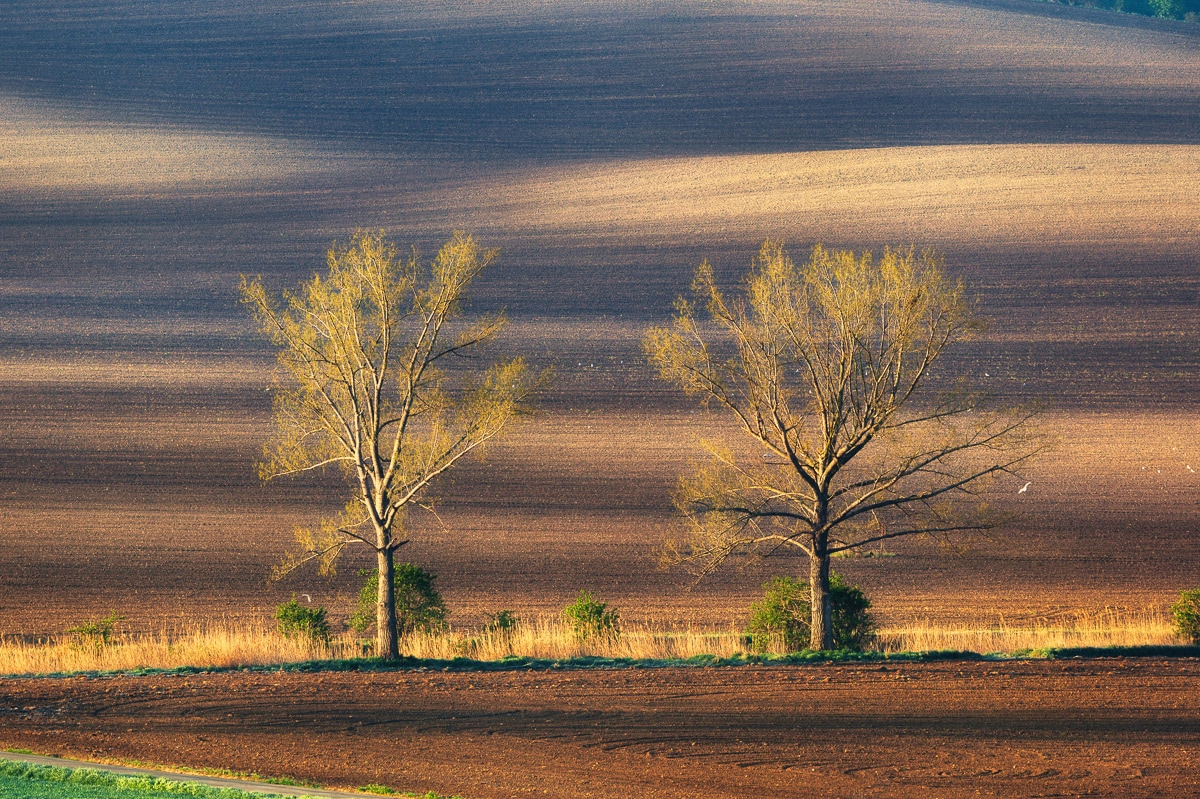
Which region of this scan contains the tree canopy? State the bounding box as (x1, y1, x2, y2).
(646, 240, 1039, 650)
(241, 230, 540, 659)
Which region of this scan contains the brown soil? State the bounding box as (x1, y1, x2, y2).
(3, 660, 1200, 799)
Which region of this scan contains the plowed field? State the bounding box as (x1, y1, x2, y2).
(4, 660, 1200, 798)
(2, 0, 1199, 634)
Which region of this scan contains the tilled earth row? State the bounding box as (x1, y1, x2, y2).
(2, 659, 1199, 798)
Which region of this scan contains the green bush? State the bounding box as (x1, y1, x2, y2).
(274, 597, 330, 643)
(562, 590, 620, 642)
(746, 573, 875, 652)
(484, 610, 521, 635)
(1171, 588, 1200, 644)
(65, 612, 125, 652)
(350, 564, 448, 638)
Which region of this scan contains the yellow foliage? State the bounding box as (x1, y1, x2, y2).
(241, 231, 544, 658)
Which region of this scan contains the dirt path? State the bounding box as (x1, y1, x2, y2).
(3, 659, 1199, 799)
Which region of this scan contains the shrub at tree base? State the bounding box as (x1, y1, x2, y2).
(747, 573, 875, 652)
(274, 598, 330, 644)
(350, 564, 448, 639)
(562, 591, 620, 642)
(1170, 588, 1200, 644)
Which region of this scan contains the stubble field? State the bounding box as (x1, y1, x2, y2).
(1, 0, 1199, 795)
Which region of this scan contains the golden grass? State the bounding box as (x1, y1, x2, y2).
(877, 608, 1178, 654)
(0, 621, 334, 676)
(402, 617, 748, 661)
(0, 609, 1183, 676)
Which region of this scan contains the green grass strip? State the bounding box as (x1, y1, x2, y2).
(0, 759, 312, 799)
(1019, 644, 1200, 659)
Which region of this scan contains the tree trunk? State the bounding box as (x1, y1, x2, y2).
(809, 548, 834, 651)
(376, 546, 399, 660)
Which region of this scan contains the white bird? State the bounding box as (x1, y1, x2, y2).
(300, 593, 312, 603)
(1187, 466, 1195, 473)
(1017, 481, 1031, 494)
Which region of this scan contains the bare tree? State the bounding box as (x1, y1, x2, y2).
(241, 230, 540, 660)
(645, 241, 1038, 650)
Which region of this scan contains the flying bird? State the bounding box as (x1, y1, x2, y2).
(1017, 481, 1031, 494)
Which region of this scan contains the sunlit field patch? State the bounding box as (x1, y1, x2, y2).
(0, 94, 347, 195)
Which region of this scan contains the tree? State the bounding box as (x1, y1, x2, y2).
(241, 230, 539, 660)
(645, 241, 1038, 650)
(1147, 0, 1179, 17)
